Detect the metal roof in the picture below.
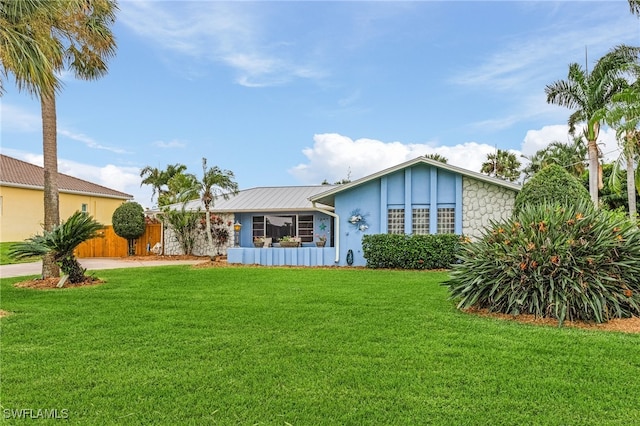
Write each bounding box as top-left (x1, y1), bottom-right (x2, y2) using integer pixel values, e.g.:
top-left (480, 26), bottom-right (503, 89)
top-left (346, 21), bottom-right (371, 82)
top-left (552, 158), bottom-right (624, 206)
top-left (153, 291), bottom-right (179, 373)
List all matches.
top-left (177, 185), bottom-right (336, 212)
top-left (310, 156), bottom-right (521, 206)
top-left (0, 154), bottom-right (133, 199)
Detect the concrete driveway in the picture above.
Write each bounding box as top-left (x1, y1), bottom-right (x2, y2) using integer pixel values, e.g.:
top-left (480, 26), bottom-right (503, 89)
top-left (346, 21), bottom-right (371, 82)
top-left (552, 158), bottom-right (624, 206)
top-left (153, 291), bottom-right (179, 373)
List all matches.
top-left (0, 258), bottom-right (207, 279)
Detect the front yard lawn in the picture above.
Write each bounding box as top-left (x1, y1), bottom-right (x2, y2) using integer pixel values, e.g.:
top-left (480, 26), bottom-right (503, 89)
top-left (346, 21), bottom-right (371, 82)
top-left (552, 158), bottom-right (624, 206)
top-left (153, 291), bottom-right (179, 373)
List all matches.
top-left (1, 266), bottom-right (639, 424)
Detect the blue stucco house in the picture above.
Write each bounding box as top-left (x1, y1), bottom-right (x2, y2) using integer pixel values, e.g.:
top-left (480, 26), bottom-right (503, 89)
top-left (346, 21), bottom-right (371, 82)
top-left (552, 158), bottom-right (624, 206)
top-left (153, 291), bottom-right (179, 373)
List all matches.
top-left (163, 157), bottom-right (520, 267)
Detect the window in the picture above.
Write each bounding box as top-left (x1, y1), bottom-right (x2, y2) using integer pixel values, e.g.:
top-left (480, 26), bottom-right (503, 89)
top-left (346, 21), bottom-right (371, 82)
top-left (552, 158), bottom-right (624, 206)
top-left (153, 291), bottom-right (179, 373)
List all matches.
top-left (387, 208), bottom-right (405, 234)
top-left (252, 214), bottom-right (314, 243)
top-left (412, 208), bottom-right (430, 234)
top-left (81, 203), bottom-right (88, 214)
top-left (252, 216), bottom-right (265, 239)
top-left (298, 215), bottom-right (314, 243)
top-left (437, 208), bottom-right (455, 234)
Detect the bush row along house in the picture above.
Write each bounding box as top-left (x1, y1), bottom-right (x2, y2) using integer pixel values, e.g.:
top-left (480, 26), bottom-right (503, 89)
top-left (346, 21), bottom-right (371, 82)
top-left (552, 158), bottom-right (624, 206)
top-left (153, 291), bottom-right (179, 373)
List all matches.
top-left (0, 154), bottom-right (132, 242)
top-left (163, 157), bottom-right (520, 267)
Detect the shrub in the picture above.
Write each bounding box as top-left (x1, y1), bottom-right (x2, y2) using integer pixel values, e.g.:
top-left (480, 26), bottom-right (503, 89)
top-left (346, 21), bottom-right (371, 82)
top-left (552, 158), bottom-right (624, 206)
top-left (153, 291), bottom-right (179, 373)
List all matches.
top-left (444, 201), bottom-right (640, 325)
top-left (362, 233), bottom-right (461, 269)
top-left (112, 202), bottom-right (146, 255)
top-left (514, 164), bottom-right (590, 215)
top-left (162, 206), bottom-right (200, 255)
top-left (9, 212), bottom-right (104, 283)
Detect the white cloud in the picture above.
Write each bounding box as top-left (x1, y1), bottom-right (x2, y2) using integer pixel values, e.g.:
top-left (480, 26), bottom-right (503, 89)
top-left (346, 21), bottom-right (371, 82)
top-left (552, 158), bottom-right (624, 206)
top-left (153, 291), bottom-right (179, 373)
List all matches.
top-left (522, 124), bottom-right (621, 162)
top-left (289, 133), bottom-right (509, 184)
top-left (56, 159), bottom-right (153, 208)
top-left (291, 128), bottom-right (624, 186)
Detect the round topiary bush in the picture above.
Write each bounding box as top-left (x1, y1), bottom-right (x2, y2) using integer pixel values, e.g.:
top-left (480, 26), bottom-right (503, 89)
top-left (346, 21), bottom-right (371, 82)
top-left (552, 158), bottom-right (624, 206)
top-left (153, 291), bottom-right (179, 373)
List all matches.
top-left (514, 164), bottom-right (590, 215)
top-left (444, 201), bottom-right (640, 325)
top-left (112, 202), bottom-right (145, 255)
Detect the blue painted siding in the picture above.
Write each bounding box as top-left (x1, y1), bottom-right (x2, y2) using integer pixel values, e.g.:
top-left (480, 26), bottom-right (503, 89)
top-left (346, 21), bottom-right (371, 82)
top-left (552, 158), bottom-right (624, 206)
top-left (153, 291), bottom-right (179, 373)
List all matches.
top-left (335, 164), bottom-right (463, 266)
top-left (335, 179), bottom-right (380, 266)
top-left (437, 170), bottom-right (456, 204)
top-left (411, 165), bottom-right (430, 204)
top-left (228, 247), bottom-right (336, 266)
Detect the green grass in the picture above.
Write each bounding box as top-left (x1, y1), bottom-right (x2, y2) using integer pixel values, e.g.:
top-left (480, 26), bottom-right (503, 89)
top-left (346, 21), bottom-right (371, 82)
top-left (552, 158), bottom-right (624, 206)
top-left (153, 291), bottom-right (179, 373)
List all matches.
top-left (1, 266), bottom-right (639, 424)
top-left (0, 242), bottom-right (38, 265)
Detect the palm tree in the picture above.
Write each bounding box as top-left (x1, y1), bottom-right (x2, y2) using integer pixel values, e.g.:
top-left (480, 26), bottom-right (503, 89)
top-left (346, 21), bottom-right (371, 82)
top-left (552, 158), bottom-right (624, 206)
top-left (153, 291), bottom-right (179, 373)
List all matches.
top-left (605, 86), bottom-right (640, 222)
top-left (630, 0), bottom-right (640, 16)
top-left (196, 158), bottom-right (239, 258)
top-left (158, 172), bottom-right (199, 206)
top-left (0, 1), bottom-right (61, 94)
top-left (480, 149), bottom-right (521, 182)
top-left (140, 163), bottom-right (187, 205)
top-left (522, 138), bottom-right (587, 181)
top-left (545, 45), bottom-right (640, 206)
top-left (139, 166), bottom-right (165, 203)
top-left (1, 0), bottom-right (117, 278)
top-left (9, 211), bottom-right (104, 284)
top-left (425, 153), bottom-right (448, 163)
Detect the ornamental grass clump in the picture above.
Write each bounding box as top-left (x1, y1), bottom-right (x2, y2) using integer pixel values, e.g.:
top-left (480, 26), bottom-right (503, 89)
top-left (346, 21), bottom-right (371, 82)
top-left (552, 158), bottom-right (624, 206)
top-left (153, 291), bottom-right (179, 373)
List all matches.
top-left (444, 201), bottom-right (640, 325)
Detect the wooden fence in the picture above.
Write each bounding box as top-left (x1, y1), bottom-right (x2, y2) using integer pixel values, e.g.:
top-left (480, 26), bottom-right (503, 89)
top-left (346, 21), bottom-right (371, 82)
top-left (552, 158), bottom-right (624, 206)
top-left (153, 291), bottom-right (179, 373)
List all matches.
top-left (75, 224), bottom-right (162, 258)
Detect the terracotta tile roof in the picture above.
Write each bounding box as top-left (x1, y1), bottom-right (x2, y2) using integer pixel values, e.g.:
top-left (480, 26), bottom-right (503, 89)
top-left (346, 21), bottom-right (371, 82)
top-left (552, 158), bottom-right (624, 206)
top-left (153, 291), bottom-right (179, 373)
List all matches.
top-left (0, 154), bottom-right (132, 199)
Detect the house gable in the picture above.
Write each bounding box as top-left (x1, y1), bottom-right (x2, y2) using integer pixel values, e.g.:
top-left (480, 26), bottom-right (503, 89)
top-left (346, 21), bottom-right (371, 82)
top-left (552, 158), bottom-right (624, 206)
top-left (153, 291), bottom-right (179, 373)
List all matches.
top-left (311, 157), bottom-right (520, 266)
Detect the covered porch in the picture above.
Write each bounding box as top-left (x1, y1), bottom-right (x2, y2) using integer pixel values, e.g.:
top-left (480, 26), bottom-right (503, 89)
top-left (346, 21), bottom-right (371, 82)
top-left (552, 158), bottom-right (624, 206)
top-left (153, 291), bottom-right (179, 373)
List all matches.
top-left (228, 246), bottom-right (337, 267)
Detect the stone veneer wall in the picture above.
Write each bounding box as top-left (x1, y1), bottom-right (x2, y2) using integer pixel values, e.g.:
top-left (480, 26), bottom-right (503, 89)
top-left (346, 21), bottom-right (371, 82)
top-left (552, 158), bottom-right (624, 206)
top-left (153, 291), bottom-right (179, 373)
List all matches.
top-left (462, 177), bottom-right (517, 240)
top-left (163, 212), bottom-right (235, 256)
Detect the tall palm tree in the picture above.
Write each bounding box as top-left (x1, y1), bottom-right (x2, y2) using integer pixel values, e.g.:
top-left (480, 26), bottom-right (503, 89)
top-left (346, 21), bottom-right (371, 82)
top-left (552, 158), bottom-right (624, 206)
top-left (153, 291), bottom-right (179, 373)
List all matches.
top-left (196, 158), bottom-right (238, 258)
top-left (605, 86), bottom-right (640, 222)
top-left (545, 44), bottom-right (640, 206)
top-left (630, 0), bottom-right (640, 16)
top-left (0, 1), bottom-right (61, 94)
top-left (1, 0), bottom-right (117, 278)
top-left (480, 149), bottom-right (521, 182)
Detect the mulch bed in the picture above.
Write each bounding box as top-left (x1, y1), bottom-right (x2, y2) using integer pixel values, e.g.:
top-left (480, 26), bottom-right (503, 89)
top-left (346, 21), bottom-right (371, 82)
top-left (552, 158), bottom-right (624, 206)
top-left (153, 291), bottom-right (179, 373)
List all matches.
top-left (14, 276), bottom-right (105, 290)
top-left (464, 307), bottom-right (640, 334)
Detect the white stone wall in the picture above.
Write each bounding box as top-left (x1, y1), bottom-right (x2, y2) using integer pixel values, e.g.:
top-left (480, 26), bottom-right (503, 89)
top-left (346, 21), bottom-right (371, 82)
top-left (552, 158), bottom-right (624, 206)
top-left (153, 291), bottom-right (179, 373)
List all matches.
top-left (462, 177), bottom-right (517, 240)
top-left (163, 212), bottom-right (235, 256)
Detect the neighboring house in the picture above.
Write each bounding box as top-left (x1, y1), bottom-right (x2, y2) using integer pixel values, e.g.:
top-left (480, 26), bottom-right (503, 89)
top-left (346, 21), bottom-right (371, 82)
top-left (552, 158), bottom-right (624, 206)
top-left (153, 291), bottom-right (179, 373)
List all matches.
top-left (165, 157), bottom-right (520, 267)
top-left (0, 154), bottom-right (133, 241)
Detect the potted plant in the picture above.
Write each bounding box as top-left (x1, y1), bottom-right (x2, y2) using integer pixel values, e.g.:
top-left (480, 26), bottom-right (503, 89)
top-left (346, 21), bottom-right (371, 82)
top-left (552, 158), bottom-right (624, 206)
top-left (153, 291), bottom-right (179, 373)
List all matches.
top-left (315, 233), bottom-right (327, 247)
top-left (279, 236), bottom-right (298, 248)
top-left (253, 236), bottom-right (265, 248)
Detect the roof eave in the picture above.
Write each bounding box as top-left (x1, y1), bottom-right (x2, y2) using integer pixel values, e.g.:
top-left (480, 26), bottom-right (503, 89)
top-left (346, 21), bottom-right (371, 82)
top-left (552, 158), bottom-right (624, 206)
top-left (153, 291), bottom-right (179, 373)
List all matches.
top-left (0, 181), bottom-right (133, 199)
top-left (308, 157), bottom-right (521, 205)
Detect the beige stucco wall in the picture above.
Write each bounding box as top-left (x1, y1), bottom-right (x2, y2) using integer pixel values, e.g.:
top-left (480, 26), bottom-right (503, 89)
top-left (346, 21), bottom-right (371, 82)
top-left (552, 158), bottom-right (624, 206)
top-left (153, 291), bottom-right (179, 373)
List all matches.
top-left (0, 185), bottom-right (127, 241)
top-left (462, 177), bottom-right (517, 240)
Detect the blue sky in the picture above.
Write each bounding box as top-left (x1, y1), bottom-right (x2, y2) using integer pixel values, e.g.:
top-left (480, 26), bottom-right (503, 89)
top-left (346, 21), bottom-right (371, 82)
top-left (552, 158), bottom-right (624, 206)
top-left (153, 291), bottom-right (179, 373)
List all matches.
top-left (1, 1), bottom-right (638, 209)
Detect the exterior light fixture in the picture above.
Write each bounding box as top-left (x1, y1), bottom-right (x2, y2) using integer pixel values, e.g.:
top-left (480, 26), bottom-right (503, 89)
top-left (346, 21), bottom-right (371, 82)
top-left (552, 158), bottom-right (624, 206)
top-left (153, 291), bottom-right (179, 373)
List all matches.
top-left (233, 221), bottom-right (242, 247)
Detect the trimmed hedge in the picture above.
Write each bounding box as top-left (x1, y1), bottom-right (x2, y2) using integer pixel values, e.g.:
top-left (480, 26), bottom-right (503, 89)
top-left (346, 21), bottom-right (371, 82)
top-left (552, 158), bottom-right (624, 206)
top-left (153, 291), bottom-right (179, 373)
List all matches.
top-left (362, 233), bottom-right (462, 270)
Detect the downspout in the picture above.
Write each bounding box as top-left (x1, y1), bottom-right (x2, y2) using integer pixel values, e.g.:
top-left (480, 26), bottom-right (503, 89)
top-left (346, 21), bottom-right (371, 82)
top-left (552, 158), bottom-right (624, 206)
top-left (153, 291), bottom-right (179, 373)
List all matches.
top-left (312, 202), bottom-right (340, 263)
